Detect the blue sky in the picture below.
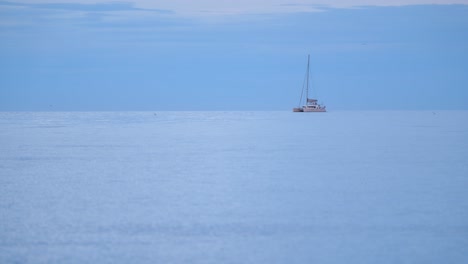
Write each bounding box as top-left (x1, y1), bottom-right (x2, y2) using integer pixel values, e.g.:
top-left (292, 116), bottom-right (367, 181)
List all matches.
top-left (1, 1), bottom-right (467, 110)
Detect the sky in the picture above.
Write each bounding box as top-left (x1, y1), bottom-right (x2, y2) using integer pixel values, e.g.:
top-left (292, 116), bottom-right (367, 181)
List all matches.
top-left (0, 0), bottom-right (467, 110)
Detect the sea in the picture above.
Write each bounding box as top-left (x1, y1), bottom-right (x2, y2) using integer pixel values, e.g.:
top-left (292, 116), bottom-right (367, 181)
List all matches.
top-left (1, 111), bottom-right (467, 264)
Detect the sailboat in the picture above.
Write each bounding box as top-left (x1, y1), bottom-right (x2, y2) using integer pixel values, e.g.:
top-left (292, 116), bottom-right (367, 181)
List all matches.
top-left (293, 55), bottom-right (326, 112)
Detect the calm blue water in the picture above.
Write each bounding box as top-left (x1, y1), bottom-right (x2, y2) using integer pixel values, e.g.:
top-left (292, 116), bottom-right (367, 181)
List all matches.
top-left (1, 111), bottom-right (467, 263)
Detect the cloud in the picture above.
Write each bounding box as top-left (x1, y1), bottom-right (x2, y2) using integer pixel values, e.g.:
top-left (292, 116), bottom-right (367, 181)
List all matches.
top-left (0, 1), bottom-right (171, 13)
top-left (113, 0), bottom-right (468, 16)
top-left (2, 0), bottom-right (468, 18)
top-left (0, 1), bottom-right (174, 28)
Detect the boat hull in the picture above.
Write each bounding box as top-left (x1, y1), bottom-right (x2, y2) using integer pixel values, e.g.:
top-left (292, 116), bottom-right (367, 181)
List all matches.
top-left (293, 106), bottom-right (326, 112)
top-left (303, 108), bottom-right (326, 112)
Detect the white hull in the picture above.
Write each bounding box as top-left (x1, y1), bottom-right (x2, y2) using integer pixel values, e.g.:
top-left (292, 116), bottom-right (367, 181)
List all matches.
top-left (303, 108), bottom-right (326, 112)
top-left (292, 107), bottom-right (326, 112)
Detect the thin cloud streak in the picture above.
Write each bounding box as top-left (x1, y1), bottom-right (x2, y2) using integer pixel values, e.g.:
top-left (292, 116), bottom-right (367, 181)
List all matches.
top-left (93, 0), bottom-right (468, 16)
top-left (0, 1), bottom-right (172, 13)
top-left (3, 0), bottom-right (468, 17)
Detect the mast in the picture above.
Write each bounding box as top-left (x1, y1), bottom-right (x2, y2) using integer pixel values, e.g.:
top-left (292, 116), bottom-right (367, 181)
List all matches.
top-left (306, 54), bottom-right (310, 101)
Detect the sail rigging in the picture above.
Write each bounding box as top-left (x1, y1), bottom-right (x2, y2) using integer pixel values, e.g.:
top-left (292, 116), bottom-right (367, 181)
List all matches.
top-left (292, 55), bottom-right (326, 112)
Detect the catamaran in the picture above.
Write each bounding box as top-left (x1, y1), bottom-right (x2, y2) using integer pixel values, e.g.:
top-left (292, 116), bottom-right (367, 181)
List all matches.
top-left (293, 55), bottom-right (326, 112)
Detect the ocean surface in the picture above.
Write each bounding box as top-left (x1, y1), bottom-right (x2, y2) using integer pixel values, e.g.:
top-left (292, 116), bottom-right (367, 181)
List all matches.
top-left (1, 111), bottom-right (467, 264)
